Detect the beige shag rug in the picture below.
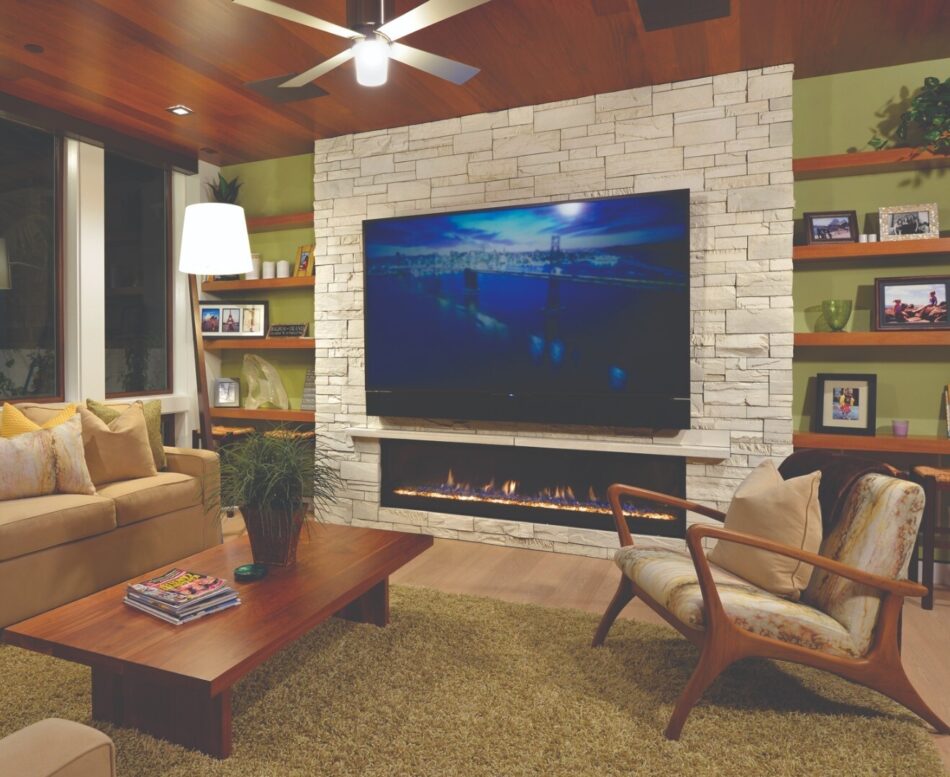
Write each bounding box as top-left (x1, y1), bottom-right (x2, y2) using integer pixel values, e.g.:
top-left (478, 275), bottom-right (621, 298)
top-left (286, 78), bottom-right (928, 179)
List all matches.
top-left (0, 586), bottom-right (943, 776)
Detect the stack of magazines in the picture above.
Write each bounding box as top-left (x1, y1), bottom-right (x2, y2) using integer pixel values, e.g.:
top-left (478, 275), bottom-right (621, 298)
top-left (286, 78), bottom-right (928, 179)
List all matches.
top-left (124, 568), bottom-right (241, 625)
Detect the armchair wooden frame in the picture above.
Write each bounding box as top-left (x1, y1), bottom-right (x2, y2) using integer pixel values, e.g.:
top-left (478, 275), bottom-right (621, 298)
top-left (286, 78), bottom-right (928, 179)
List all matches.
top-left (593, 483), bottom-right (950, 740)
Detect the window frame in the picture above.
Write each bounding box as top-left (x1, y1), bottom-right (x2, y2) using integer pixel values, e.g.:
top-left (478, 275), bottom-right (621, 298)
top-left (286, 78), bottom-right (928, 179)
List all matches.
top-left (103, 158), bottom-right (174, 399)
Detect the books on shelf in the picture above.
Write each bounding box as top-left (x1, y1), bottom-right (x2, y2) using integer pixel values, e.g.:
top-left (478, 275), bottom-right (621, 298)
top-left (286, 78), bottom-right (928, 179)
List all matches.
top-left (124, 568), bottom-right (241, 625)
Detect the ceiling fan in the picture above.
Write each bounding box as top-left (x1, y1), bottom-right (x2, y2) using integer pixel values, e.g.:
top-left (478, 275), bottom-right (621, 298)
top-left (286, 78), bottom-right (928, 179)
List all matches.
top-left (234, 0), bottom-right (491, 88)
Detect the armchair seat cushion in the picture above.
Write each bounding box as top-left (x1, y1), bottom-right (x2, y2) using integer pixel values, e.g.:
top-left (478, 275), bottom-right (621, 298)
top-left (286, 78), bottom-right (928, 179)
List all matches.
top-left (615, 544), bottom-right (861, 658)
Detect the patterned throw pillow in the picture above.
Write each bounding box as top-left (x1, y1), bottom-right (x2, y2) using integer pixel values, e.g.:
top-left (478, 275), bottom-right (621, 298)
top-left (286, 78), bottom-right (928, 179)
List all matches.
top-left (86, 399), bottom-right (166, 471)
top-left (1, 402), bottom-right (77, 438)
top-left (0, 415), bottom-right (95, 499)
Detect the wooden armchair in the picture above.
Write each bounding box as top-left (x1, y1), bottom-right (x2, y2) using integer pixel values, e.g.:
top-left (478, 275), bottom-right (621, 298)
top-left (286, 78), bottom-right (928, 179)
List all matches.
top-left (593, 476), bottom-right (949, 740)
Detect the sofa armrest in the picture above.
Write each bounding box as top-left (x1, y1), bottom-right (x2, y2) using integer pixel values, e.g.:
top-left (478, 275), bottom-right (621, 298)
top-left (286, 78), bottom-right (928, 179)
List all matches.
top-left (164, 447), bottom-right (222, 547)
top-left (0, 718), bottom-right (115, 777)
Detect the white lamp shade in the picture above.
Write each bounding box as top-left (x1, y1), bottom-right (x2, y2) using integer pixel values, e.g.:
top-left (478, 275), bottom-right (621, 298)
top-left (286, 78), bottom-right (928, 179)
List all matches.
top-left (353, 37), bottom-right (390, 87)
top-left (0, 238), bottom-right (9, 290)
top-left (178, 203), bottom-right (253, 276)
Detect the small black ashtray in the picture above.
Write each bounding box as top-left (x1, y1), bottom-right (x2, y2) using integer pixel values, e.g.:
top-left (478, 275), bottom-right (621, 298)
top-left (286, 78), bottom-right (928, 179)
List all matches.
top-left (234, 563), bottom-right (268, 582)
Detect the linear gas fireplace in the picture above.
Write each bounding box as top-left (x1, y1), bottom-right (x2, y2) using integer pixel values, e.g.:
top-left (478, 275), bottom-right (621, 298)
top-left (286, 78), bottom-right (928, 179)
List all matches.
top-left (380, 440), bottom-right (686, 538)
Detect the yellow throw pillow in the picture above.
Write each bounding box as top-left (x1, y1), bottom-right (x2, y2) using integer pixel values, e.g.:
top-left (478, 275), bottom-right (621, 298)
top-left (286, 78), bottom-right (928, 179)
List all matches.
top-left (1, 402), bottom-right (77, 438)
top-left (707, 459), bottom-right (822, 600)
top-left (86, 398), bottom-right (166, 471)
top-left (79, 404), bottom-right (157, 486)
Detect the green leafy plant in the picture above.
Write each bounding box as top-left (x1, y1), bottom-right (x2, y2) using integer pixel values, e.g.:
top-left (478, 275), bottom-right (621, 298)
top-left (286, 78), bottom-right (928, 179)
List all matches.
top-left (870, 76), bottom-right (950, 155)
top-left (220, 429), bottom-right (340, 548)
top-left (206, 173), bottom-right (243, 204)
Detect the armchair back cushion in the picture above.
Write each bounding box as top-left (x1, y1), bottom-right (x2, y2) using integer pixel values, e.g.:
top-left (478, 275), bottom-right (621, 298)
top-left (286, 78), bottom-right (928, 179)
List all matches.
top-left (804, 474), bottom-right (924, 655)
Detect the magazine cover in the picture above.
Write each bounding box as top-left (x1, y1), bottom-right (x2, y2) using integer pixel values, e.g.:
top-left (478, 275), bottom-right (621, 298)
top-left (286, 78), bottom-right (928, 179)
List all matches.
top-left (128, 568), bottom-right (230, 607)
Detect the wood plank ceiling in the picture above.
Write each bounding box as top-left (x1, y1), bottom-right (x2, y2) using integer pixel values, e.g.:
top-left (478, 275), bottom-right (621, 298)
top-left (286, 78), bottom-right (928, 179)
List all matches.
top-left (0, 0), bottom-right (948, 165)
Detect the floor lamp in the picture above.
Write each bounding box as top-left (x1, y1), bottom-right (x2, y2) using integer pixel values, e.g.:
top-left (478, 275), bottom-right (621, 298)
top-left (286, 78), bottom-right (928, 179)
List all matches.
top-left (178, 203), bottom-right (253, 450)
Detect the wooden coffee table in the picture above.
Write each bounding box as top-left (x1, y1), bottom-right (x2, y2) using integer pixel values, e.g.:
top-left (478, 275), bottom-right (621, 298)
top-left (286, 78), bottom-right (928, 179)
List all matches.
top-left (3, 524), bottom-right (432, 758)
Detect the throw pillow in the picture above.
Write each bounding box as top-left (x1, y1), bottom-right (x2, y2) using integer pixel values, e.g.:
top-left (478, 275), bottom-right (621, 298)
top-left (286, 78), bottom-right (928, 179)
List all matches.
top-left (48, 415), bottom-right (96, 495)
top-left (0, 428), bottom-right (57, 500)
top-left (1, 402), bottom-right (77, 438)
top-left (79, 404), bottom-right (157, 485)
top-left (86, 398), bottom-right (166, 471)
top-left (707, 459), bottom-right (822, 600)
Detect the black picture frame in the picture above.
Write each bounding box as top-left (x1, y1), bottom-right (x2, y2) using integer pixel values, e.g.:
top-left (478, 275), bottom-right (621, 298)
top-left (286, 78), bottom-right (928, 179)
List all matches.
top-left (803, 210), bottom-right (859, 244)
top-left (199, 301), bottom-right (268, 338)
top-left (814, 373), bottom-right (877, 436)
top-left (873, 275), bottom-right (949, 331)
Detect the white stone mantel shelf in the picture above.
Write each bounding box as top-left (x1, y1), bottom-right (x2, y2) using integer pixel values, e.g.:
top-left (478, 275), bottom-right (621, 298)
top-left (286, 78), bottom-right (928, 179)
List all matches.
top-left (345, 427), bottom-right (731, 460)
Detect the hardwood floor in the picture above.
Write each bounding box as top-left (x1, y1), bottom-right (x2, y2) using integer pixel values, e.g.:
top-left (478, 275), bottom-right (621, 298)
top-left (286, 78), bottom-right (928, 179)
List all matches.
top-left (391, 538), bottom-right (950, 766)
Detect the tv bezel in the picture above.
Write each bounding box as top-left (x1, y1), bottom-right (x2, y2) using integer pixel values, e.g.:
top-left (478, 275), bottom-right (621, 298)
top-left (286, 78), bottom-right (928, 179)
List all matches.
top-left (361, 189), bottom-right (691, 430)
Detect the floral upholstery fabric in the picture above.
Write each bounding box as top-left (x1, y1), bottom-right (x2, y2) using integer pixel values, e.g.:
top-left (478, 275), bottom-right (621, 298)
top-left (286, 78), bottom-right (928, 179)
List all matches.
top-left (614, 545), bottom-right (861, 658)
top-left (804, 474), bottom-right (924, 656)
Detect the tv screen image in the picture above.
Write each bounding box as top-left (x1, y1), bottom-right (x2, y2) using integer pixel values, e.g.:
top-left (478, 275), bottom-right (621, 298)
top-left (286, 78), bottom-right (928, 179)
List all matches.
top-left (362, 190), bottom-right (690, 429)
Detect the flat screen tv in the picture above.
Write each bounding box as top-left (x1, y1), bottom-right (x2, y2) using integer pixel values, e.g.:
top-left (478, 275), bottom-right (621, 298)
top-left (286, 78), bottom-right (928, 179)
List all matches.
top-left (362, 189), bottom-right (690, 429)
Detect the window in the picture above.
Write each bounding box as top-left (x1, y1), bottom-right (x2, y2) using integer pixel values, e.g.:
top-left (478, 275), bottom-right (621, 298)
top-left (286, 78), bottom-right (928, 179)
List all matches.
top-left (0, 117), bottom-right (60, 401)
top-left (104, 152), bottom-right (170, 395)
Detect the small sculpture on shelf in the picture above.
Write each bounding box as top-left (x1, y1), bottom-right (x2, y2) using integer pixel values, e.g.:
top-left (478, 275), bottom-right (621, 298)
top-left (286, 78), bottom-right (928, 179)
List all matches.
top-left (241, 354), bottom-right (289, 410)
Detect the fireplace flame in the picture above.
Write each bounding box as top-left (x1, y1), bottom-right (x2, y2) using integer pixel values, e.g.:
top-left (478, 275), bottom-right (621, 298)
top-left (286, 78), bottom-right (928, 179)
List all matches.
top-left (392, 468), bottom-right (676, 521)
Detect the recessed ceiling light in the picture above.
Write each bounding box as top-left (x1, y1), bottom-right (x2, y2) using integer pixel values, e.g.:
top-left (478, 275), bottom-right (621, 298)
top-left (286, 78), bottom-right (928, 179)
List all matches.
top-left (23, 43), bottom-right (44, 54)
top-left (166, 104), bottom-right (193, 117)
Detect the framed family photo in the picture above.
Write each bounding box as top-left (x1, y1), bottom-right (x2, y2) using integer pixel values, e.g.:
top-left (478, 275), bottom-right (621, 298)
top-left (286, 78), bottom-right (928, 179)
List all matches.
top-left (295, 244), bottom-right (315, 277)
top-left (878, 203), bottom-right (939, 241)
top-left (803, 210), bottom-right (858, 244)
top-left (873, 275), bottom-right (948, 331)
top-left (814, 373), bottom-right (877, 436)
top-left (199, 301), bottom-right (268, 338)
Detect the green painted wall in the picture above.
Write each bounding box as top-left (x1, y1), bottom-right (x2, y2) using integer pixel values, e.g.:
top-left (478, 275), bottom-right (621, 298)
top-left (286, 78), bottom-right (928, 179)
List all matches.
top-left (216, 154), bottom-right (315, 412)
top-left (793, 58), bottom-right (950, 434)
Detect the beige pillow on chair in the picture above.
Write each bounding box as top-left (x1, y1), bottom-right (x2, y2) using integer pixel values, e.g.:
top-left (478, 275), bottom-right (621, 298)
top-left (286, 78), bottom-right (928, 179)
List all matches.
top-left (707, 459), bottom-right (822, 600)
top-left (79, 404), bottom-right (157, 485)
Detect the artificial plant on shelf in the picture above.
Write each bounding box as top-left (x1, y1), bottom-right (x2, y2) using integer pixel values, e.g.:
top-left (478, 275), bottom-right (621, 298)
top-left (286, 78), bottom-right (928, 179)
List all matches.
top-left (206, 173), bottom-right (243, 204)
top-left (220, 428), bottom-right (341, 566)
top-left (869, 76), bottom-right (950, 155)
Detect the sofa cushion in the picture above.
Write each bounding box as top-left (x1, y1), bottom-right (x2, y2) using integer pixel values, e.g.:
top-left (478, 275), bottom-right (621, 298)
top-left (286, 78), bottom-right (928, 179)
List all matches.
top-left (615, 544), bottom-right (860, 658)
top-left (96, 472), bottom-right (202, 527)
top-left (0, 494), bottom-right (116, 561)
top-left (86, 398), bottom-right (166, 471)
top-left (79, 404), bottom-right (157, 485)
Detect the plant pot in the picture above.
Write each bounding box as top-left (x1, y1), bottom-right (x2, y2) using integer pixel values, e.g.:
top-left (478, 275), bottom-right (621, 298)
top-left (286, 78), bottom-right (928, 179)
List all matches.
top-left (242, 505), bottom-right (306, 566)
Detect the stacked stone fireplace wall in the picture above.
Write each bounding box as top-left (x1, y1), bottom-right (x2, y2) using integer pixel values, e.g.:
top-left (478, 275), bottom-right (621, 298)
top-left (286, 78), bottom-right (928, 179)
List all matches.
top-left (313, 65), bottom-right (795, 557)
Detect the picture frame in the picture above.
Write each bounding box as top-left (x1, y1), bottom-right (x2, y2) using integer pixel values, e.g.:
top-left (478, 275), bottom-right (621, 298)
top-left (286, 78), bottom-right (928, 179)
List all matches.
top-left (199, 301), bottom-right (268, 338)
top-left (872, 275), bottom-right (948, 331)
top-left (945, 384), bottom-right (950, 438)
top-left (814, 373), bottom-right (877, 436)
top-left (878, 203), bottom-right (939, 241)
top-left (295, 244), bottom-right (314, 277)
top-left (802, 210), bottom-right (858, 244)
top-left (213, 378), bottom-right (241, 408)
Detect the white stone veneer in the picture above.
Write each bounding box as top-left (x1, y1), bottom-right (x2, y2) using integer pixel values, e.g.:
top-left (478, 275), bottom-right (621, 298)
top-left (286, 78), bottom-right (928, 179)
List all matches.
top-left (313, 65), bottom-right (794, 558)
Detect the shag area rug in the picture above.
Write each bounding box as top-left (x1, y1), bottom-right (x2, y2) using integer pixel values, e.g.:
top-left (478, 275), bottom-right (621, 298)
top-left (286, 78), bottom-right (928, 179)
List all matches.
top-left (0, 586), bottom-right (943, 776)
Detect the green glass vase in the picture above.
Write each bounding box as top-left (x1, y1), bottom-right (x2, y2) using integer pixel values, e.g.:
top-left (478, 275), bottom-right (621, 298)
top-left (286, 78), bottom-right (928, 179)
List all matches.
top-left (821, 299), bottom-right (853, 332)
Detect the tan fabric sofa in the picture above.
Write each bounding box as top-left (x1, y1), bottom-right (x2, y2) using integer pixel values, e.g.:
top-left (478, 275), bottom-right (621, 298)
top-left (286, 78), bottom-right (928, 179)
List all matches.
top-left (0, 445), bottom-right (221, 629)
top-left (0, 718), bottom-right (114, 777)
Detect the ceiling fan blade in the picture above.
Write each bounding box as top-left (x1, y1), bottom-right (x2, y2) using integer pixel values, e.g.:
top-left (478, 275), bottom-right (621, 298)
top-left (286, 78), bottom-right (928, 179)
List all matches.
top-left (388, 42), bottom-right (479, 85)
top-left (233, 0), bottom-right (357, 40)
top-left (280, 49), bottom-right (355, 87)
top-left (378, 0), bottom-right (492, 42)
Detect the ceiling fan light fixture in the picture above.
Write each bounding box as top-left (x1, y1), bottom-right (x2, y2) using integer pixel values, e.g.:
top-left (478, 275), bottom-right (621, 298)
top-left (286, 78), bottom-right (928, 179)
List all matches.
top-left (352, 36), bottom-right (390, 87)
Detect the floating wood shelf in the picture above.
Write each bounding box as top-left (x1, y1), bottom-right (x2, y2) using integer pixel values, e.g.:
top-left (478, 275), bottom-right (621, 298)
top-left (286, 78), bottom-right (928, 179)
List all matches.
top-left (201, 276), bottom-right (314, 292)
top-left (202, 337), bottom-right (315, 351)
top-left (210, 408), bottom-right (314, 422)
top-left (245, 212), bottom-right (313, 233)
top-left (793, 148), bottom-right (950, 180)
top-left (793, 432), bottom-right (950, 455)
top-left (792, 237), bottom-right (950, 263)
top-left (794, 331), bottom-right (950, 347)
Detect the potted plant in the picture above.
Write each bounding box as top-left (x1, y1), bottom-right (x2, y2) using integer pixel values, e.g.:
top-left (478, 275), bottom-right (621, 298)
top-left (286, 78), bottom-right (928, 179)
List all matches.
top-left (870, 75), bottom-right (950, 155)
top-left (220, 429), bottom-right (341, 566)
top-left (206, 173), bottom-right (243, 203)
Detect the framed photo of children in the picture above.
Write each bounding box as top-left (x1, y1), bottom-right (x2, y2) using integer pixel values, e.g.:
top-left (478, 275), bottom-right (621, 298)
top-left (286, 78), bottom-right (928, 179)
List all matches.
top-left (295, 244), bottom-right (315, 277)
top-left (803, 210), bottom-right (858, 244)
top-left (198, 301), bottom-right (268, 338)
top-left (878, 203), bottom-right (939, 241)
top-left (814, 373), bottom-right (877, 436)
top-left (873, 275), bottom-right (949, 331)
